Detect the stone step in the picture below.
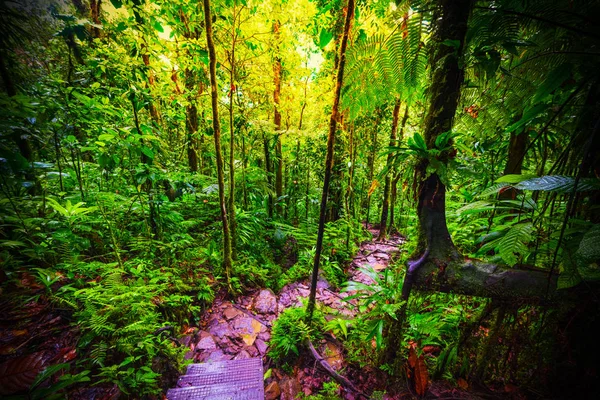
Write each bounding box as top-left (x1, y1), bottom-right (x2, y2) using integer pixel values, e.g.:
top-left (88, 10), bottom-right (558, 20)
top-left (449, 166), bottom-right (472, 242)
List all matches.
top-left (166, 358), bottom-right (264, 400)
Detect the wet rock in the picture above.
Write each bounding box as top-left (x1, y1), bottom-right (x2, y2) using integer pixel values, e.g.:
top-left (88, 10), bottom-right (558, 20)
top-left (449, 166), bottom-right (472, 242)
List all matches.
top-left (253, 289), bottom-right (278, 314)
top-left (223, 307), bottom-right (240, 320)
top-left (255, 338), bottom-right (268, 355)
top-left (265, 381), bottom-right (281, 400)
top-left (316, 278), bottom-right (330, 289)
top-left (206, 349), bottom-right (232, 362)
top-left (258, 331), bottom-right (271, 342)
top-left (179, 335), bottom-right (193, 347)
top-left (233, 316), bottom-right (254, 333)
top-left (280, 377), bottom-right (301, 400)
top-left (208, 322), bottom-right (230, 339)
top-left (245, 344), bottom-right (259, 357)
top-left (196, 331), bottom-right (217, 350)
top-left (233, 350), bottom-right (251, 360)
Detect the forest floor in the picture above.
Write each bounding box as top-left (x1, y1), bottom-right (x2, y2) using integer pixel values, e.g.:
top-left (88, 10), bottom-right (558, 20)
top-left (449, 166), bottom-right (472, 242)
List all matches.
top-left (0, 227), bottom-right (497, 399)
top-left (182, 227), bottom-right (482, 399)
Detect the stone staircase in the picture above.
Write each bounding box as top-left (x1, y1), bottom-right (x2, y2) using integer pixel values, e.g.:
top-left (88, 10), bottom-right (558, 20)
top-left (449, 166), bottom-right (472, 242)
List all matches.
top-left (166, 358), bottom-right (264, 400)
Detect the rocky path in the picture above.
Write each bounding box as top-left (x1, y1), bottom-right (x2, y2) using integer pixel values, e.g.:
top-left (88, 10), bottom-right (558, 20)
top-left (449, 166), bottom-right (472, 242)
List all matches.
top-left (179, 227), bottom-right (405, 399)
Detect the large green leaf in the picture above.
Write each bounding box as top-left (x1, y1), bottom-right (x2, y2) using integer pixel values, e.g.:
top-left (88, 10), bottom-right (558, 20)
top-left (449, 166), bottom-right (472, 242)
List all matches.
top-left (516, 176), bottom-right (600, 193)
top-left (498, 223), bottom-right (533, 266)
top-left (533, 63), bottom-right (572, 104)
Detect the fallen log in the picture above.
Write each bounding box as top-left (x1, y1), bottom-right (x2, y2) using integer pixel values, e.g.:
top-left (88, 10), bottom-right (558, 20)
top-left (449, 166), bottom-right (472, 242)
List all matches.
top-left (410, 258), bottom-right (559, 302)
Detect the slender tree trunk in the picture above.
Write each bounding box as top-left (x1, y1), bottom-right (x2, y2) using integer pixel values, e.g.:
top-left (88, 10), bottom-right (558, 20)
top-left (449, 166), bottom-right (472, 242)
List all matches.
top-left (264, 134), bottom-right (273, 218)
top-left (228, 10), bottom-right (238, 257)
top-left (499, 130), bottom-right (527, 200)
top-left (306, 0), bottom-right (355, 322)
top-left (185, 69), bottom-right (199, 172)
top-left (203, 0), bottom-right (234, 291)
top-left (390, 105), bottom-right (409, 231)
top-left (364, 112), bottom-right (380, 226)
top-left (89, 0), bottom-right (102, 38)
top-left (273, 21), bottom-right (284, 216)
top-left (378, 98), bottom-right (401, 240)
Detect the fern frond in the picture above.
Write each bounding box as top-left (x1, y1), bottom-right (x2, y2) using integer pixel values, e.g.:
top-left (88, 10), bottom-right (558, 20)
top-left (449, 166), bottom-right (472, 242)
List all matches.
top-left (498, 222), bottom-right (534, 266)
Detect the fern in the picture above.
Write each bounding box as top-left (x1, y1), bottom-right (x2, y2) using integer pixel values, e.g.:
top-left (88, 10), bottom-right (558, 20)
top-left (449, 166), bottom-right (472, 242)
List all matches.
top-left (498, 222), bottom-right (534, 266)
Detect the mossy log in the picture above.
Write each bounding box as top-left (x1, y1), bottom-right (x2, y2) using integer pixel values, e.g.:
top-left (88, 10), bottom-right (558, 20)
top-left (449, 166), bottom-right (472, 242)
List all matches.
top-left (410, 258), bottom-right (558, 302)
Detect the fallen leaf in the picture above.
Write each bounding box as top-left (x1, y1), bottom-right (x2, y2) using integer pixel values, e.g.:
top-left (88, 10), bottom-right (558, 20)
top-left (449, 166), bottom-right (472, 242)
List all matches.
top-left (251, 319), bottom-right (262, 334)
top-left (408, 344), bottom-right (429, 396)
top-left (63, 349), bottom-right (77, 361)
top-left (0, 352), bottom-right (46, 395)
top-left (457, 377), bottom-right (468, 390)
top-left (241, 333), bottom-right (256, 346)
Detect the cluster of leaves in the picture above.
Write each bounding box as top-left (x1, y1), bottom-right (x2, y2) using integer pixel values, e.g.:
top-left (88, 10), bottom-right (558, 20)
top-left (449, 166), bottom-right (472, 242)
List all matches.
top-left (268, 306), bottom-right (326, 365)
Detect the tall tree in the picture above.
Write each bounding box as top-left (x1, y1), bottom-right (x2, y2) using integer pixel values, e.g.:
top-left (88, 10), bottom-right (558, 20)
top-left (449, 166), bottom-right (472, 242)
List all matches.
top-left (203, 0), bottom-right (234, 290)
top-left (273, 20), bottom-right (284, 216)
top-left (306, 0), bottom-right (355, 322)
top-left (378, 98), bottom-right (401, 240)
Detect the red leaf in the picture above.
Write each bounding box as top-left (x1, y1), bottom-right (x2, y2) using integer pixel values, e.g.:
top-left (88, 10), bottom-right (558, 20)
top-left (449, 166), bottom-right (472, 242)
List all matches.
top-left (0, 352), bottom-right (46, 395)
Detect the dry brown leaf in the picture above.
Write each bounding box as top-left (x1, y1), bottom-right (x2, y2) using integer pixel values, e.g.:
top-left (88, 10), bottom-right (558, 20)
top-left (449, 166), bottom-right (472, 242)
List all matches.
top-left (408, 344), bottom-right (429, 397)
top-left (251, 319), bottom-right (262, 334)
top-left (0, 352), bottom-right (46, 395)
top-left (457, 377), bottom-right (468, 390)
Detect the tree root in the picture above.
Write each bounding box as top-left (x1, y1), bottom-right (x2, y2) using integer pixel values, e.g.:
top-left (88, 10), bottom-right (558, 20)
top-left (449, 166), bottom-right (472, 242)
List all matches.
top-left (306, 339), bottom-right (369, 399)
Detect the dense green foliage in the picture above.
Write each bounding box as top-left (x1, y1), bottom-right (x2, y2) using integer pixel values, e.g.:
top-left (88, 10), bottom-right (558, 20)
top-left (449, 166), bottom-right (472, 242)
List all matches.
top-left (1, 0), bottom-right (599, 398)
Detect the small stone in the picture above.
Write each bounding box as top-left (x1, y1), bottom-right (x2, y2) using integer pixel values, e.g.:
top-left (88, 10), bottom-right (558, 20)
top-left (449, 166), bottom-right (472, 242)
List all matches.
top-left (232, 316), bottom-right (254, 333)
top-left (223, 307), bottom-right (240, 320)
top-left (258, 331), bottom-right (271, 341)
top-left (178, 335), bottom-right (193, 347)
top-left (316, 278), bottom-right (330, 289)
top-left (265, 381), bottom-right (281, 400)
top-left (208, 322), bottom-right (230, 339)
top-left (196, 331), bottom-right (217, 350)
top-left (280, 377), bottom-right (301, 400)
top-left (233, 350), bottom-right (251, 360)
top-left (253, 289), bottom-right (278, 314)
top-left (255, 338), bottom-right (268, 355)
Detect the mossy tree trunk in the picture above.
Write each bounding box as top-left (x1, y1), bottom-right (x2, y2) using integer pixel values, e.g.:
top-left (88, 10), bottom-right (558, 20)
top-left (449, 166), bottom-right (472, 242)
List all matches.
top-left (203, 0), bottom-right (234, 291)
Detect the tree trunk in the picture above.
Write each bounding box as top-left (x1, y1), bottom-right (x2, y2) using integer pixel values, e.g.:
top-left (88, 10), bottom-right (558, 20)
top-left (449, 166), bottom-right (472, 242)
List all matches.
top-left (203, 0), bottom-right (234, 291)
top-left (273, 21), bottom-right (284, 217)
top-left (228, 10), bottom-right (238, 257)
top-left (185, 69), bottom-right (199, 172)
top-left (390, 105), bottom-right (409, 231)
top-left (499, 130), bottom-right (527, 200)
top-left (364, 111), bottom-right (380, 226)
top-left (1, 52), bottom-right (33, 163)
top-left (378, 99), bottom-right (401, 240)
top-left (412, 0), bottom-right (471, 263)
top-left (306, 0), bottom-right (355, 322)
top-left (263, 134), bottom-right (273, 218)
top-left (89, 0), bottom-right (102, 38)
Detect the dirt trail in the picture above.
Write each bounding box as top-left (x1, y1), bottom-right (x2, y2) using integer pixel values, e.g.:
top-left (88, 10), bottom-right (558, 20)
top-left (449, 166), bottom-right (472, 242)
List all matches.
top-left (182, 227), bottom-right (405, 398)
